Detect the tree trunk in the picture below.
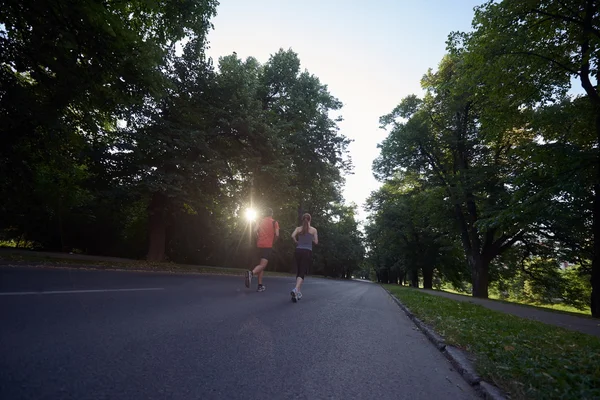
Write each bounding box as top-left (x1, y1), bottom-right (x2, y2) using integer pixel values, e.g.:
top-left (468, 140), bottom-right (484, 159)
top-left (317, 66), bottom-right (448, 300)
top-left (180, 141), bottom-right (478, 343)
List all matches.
top-left (58, 196), bottom-right (66, 252)
top-left (390, 269), bottom-right (397, 285)
top-left (382, 269), bottom-right (389, 284)
top-left (422, 267), bottom-right (434, 289)
top-left (147, 192), bottom-right (167, 262)
top-left (579, 6), bottom-right (600, 317)
top-left (410, 270), bottom-right (419, 288)
top-left (592, 111), bottom-right (600, 318)
top-left (453, 203), bottom-right (490, 297)
top-left (591, 185), bottom-right (599, 317)
top-left (470, 254), bottom-right (489, 298)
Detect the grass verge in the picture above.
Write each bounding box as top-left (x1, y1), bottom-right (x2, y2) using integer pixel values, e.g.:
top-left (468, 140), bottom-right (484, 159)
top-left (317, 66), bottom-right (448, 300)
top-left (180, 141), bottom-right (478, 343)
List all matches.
top-left (0, 252), bottom-right (293, 277)
top-left (437, 285), bottom-right (592, 318)
top-left (384, 284), bottom-right (600, 400)
top-left (533, 302), bottom-right (592, 315)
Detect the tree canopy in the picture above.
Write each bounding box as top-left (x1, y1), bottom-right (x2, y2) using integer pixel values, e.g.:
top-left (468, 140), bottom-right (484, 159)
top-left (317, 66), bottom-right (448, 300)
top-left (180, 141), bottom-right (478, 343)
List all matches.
top-left (0, 1), bottom-right (364, 279)
top-left (367, 0), bottom-right (599, 317)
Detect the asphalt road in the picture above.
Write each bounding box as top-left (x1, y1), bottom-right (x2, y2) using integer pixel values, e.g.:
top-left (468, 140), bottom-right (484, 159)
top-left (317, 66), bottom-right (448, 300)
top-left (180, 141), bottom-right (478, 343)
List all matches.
top-left (0, 267), bottom-right (477, 400)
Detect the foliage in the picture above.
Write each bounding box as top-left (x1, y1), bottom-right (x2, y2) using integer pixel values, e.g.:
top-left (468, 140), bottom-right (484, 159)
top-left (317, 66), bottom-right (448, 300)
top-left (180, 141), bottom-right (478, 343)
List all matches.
top-left (453, 0), bottom-right (600, 315)
top-left (369, 0), bottom-right (599, 315)
top-left (372, 54), bottom-right (531, 298)
top-left (0, 2), bottom-right (363, 277)
top-left (366, 177), bottom-right (468, 288)
top-left (490, 258), bottom-right (593, 311)
top-left (312, 204), bottom-right (364, 278)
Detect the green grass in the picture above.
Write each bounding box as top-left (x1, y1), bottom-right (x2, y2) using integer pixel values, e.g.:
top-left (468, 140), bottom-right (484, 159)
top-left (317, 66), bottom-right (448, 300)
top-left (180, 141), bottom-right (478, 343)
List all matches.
top-left (435, 284), bottom-right (592, 317)
top-left (0, 250), bottom-right (343, 280)
top-left (384, 284), bottom-right (600, 400)
top-left (0, 252), bottom-right (293, 277)
top-left (535, 302), bottom-right (591, 314)
top-left (438, 286), bottom-right (466, 296)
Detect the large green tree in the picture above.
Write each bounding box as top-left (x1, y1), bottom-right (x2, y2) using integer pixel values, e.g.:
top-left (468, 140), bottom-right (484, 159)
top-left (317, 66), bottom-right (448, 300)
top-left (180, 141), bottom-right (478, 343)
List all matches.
top-left (375, 55), bottom-right (530, 298)
top-left (366, 176), bottom-right (467, 288)
top-left (130, 48), bottom-right (355, 264)
top-left (312, 203), bottom-right (364, 278)
top-left (0, 0), bottom-right (218, 252)
top-left (455, 0), bottom-right (600, 315)
top-left (125, 41), bottom-right (260, 262)
top-left (257, 49), bottom-right (351, 220)
top-left (0, 2), bottom-right (363, 275)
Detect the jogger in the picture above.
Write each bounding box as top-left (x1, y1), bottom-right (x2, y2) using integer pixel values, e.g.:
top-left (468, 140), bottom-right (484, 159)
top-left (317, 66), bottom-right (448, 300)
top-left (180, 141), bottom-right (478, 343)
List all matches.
top-left (245, 207), bottom-right (279, 292)
top-left (290, 213), bottom-right (318, 302)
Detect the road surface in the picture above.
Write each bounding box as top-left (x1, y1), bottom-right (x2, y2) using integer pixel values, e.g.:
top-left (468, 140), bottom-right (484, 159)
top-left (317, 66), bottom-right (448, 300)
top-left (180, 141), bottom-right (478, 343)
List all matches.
top-left (0, 267), bottom-right (477, 399)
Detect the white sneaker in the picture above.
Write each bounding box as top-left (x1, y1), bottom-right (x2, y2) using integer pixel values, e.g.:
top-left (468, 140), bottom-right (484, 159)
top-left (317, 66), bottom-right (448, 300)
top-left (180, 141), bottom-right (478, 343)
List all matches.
top-left (291, 288), bottom-right (298, 303)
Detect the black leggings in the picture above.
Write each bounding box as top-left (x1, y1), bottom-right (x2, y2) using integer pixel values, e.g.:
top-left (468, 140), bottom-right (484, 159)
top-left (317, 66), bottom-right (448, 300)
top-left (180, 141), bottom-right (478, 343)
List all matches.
top-left (295, 249), bottom-right (312, 279)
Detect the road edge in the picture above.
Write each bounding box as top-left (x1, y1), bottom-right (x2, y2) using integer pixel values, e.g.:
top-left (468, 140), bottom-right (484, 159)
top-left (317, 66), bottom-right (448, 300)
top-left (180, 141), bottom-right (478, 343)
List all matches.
top-left (0, 262), bottom-right (295, 279)
top-left (381, 286), bottom-right (507, 400)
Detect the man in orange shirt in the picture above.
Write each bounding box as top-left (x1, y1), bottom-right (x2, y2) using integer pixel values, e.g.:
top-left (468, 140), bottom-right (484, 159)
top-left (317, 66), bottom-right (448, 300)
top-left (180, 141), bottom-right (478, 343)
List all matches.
top-left (245, 207), bottom-right (279, 292)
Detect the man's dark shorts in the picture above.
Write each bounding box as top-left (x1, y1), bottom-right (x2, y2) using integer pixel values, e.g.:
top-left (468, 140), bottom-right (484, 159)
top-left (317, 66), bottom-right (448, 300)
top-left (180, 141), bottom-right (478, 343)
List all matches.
top-left (258, 247), bottom-right (272, 260)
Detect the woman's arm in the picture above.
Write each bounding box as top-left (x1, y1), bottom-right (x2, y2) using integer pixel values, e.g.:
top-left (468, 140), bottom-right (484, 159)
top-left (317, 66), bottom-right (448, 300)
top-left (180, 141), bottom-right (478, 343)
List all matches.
top-left (291, 227), bottom-right (299, 244)
top-left (312, 228), bottom-right (318, 245)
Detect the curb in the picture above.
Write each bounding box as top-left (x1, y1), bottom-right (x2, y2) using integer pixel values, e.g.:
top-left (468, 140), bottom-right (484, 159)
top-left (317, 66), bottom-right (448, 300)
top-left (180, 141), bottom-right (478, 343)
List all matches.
top-left (415, 317), bottom-right (447, 351)
top-left (443, 346), bottom-right (480, 385)
top-left (478, 381), bottom-right (507, 400)
top-left (386, 291), bottom-right (447, 351)
top-left (382, 286), bottom-right (507, 400)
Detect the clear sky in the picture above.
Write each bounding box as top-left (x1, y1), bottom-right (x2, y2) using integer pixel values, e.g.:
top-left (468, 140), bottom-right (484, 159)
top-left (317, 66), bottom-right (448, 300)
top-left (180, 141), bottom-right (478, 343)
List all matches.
top-left (205, 0), bottom-right (484, 222)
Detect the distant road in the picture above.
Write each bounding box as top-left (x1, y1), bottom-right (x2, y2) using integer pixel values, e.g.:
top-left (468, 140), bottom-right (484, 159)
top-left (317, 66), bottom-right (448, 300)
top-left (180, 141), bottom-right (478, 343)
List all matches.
top-left (0, 267), bottom-right (476, 400)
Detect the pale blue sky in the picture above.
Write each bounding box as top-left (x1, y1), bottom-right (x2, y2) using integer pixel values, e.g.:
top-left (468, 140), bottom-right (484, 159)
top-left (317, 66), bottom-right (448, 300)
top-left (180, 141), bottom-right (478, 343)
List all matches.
top-left (205, 0), bottom-right (484, 222)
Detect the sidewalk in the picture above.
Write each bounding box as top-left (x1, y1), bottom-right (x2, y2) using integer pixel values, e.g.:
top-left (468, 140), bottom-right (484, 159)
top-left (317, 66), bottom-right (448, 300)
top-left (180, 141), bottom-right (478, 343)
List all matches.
top-left (422, 289), bottom-right (600, 338)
